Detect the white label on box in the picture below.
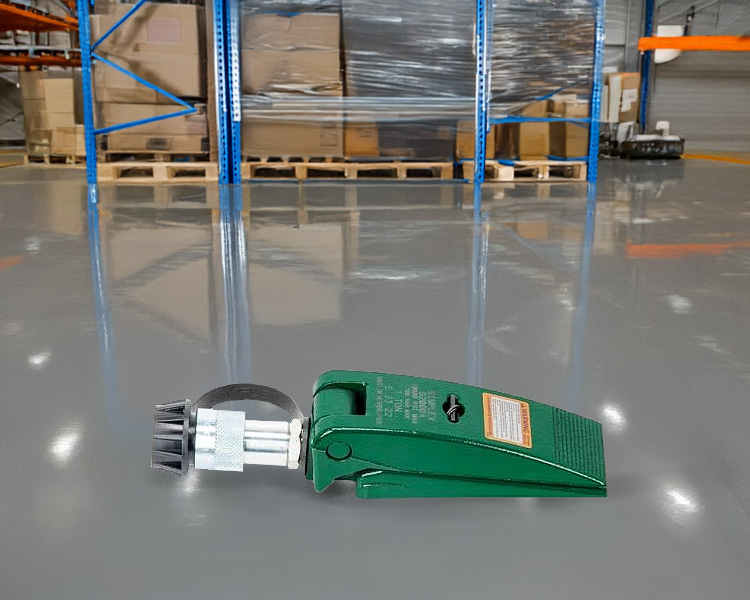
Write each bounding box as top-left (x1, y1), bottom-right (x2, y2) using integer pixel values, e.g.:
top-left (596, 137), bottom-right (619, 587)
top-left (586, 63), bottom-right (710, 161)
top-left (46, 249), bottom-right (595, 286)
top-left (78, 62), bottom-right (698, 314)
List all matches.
top-left (621, 89), bottom-right (638, 112)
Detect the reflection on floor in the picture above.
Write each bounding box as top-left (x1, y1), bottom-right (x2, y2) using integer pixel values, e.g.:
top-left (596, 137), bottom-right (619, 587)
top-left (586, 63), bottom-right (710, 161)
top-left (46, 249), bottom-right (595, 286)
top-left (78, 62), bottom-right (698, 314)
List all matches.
top-left (1, 158), bottom-right (750, 599)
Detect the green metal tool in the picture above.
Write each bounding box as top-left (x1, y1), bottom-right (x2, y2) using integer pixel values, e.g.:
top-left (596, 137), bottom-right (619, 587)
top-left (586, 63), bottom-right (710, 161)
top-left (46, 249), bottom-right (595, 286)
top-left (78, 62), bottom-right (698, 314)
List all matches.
top-left (152, 371), bottom-right (606, 499)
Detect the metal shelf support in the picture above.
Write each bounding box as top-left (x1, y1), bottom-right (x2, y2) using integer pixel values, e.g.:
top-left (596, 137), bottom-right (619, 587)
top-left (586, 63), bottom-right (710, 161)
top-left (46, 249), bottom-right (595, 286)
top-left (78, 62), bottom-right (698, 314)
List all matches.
top-left (77, 0), bottom-right (97, 185)
top-left (639, 0), bottom-right (655, 132)
top-left (587, 0), bottom-right (606, 183)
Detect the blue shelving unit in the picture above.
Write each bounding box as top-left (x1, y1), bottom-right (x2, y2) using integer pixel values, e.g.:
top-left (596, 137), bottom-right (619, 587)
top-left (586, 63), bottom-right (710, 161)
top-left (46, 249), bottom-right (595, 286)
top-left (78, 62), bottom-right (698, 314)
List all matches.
top-left (479, 0), bottom-right (606, 185)
top-left (77, 0), bottom-right (605, 188)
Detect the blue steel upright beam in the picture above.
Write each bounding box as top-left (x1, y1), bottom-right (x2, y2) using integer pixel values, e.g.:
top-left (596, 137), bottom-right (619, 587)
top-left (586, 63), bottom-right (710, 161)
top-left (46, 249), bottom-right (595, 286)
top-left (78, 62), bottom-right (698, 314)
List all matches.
top-left (78, 0), bottom-right (201, 184)
top-left (472, 0), bottom-right (491, 218)
top-left (77, 0), bottom-right (97, 184)
top-left (212, 0), bottom-right (240, 184)
top-left (639, 0), bottom-right (656, 132)
top-left (586, 0), bottom-right (606, 184)
top-left (227, 0), bottom-right (242, 183)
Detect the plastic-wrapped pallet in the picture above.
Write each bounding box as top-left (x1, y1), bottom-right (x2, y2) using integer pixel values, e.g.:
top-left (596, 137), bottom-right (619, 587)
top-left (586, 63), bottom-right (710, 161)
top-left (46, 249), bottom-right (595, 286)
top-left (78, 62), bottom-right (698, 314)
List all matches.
top-left (490, 0), bottom-right (596, 112)
top-left (240, 0), bottom-right (344, 157)
top-left (240, 0), bottom-right (598, 161)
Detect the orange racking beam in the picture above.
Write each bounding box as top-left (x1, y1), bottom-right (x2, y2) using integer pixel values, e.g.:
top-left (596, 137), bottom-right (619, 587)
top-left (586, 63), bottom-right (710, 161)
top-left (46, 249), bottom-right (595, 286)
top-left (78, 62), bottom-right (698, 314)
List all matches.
top-left (0, 54), bottom-right (81, 67)
top-left (638, 35), bottom-right (750, 52)
top-left (0, 1), bottom-right (78, 33)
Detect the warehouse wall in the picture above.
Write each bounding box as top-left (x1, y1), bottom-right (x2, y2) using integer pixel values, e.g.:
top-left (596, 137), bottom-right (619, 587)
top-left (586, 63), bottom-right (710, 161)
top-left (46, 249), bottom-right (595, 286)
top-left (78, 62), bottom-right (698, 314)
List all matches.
top-left (605, 0), bottom-right (643, 71)
top-left (650, 53), bottom-right (750, 153)
top-left (605, 0), bottom-right (750, 153)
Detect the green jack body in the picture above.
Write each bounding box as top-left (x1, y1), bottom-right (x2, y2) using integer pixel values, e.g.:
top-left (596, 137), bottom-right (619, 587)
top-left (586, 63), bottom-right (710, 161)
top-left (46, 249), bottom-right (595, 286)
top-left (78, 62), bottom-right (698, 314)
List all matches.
top-left (153, 371), bottom-right (607, 499)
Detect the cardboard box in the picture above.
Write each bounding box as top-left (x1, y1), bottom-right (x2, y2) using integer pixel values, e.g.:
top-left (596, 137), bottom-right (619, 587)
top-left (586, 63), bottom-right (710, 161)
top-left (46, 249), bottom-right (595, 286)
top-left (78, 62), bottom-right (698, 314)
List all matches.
top-left (98, 103), bottom-right (208, 136)
top-left (520, 100), bottom-right (548, 118)
top-left (376, 120), bottom-right (455, 160)
top-left (51, 125), bottom-right (85, 155)
top-left (20, 71), bottom-right (75, 105)
top-left (560, 100), bottom-right (589, 119)
top-left (496, 99), bottom-right (553, 159)
top-left (20, 70), bottom-right (77, 152)
top-left (455, 121), bottom-right (497, 160)
top-left (606, 72), bottom-right (640, 123)
top-left (25, 110), bottom-right (75, 132)
top-left (242, 108), bottom-right (344, 157)
top-left (242, 13), bottom-right (340, 51)
top-left (90, 4), bottom-right (206, 103)
top-left (106, 133), bottom-right (208, 153)
top-left (497, 123), bottom-right (549, 159)
top-left (547, 94), bottom-right (578, 116)
top-left (516, 122), bottom-right (549, 158)
top-left (549, 122), bottom-right (588, 158)
top-left (240, 49), bottom-right (342, 95)
top-left (27, 129), bottom-right (53, 150)
top-left (345, 121), bottom-right (379, 157)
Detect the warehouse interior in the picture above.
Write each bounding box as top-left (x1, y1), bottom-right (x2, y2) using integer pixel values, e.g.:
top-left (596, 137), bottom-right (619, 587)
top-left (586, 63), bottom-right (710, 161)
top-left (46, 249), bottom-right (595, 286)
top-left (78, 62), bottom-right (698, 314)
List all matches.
top-left (1, 1), bottom-right (749, 599)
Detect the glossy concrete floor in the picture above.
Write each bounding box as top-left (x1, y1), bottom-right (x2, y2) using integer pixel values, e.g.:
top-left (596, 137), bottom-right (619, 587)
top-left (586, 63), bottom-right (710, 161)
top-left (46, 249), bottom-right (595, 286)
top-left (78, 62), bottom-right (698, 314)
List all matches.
top-left (1, 159), bottom-right (749, 599)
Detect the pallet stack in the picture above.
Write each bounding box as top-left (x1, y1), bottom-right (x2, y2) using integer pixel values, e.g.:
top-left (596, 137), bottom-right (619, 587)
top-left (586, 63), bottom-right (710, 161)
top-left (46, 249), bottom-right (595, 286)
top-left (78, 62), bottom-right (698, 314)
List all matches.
top-left (90, 2), bottom-right (210, 174)
top-left (240, 11), bottom-right (344, 158)
top-left (456, 96), bottom-right (590, 182)
top-left (20, 69), bottom-right (85, 161)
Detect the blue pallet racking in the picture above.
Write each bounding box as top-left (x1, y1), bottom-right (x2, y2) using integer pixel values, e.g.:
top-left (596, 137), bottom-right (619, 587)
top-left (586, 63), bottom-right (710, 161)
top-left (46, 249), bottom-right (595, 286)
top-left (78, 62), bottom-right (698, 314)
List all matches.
top-left (77, 0), bottom-right (605, 189)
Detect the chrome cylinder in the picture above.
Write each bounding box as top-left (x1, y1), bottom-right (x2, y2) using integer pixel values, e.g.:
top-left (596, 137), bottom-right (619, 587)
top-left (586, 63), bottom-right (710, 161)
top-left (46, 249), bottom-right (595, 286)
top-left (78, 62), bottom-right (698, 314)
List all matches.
top-left (193, 408), bottom-right (302, 472)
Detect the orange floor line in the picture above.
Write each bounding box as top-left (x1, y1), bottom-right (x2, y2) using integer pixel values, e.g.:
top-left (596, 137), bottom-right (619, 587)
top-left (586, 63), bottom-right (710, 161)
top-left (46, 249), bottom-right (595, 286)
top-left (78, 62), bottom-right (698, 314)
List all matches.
top-left (684, 154), bottom-right (750, 166)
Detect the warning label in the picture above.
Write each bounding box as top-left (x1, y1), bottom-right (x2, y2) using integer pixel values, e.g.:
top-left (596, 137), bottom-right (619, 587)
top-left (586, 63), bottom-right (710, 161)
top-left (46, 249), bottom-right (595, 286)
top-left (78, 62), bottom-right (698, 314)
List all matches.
top-left (483, 393), bottom-right (532, 448)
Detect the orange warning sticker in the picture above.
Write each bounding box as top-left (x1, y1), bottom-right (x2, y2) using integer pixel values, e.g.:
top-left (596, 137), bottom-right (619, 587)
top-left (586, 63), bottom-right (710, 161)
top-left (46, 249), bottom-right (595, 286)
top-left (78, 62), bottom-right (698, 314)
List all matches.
top-left (483, 393), bottom-right (532, 448)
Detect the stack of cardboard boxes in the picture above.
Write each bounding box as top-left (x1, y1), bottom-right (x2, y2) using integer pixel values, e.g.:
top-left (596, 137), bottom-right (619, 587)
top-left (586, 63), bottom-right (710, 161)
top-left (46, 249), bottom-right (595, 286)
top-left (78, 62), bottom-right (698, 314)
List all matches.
top-left (603, 72), bottom-right (640, 124)
top-left (455, 75), bottom-right (640, 163)
top-left (240, 12), bottom-right (344, 157)
top-left (20, 70), bottom-right (84, 156)
top-left (489, 97), bottom-right (591, 161)
top-left (454, 97), bottom-right (589, 163)
top-left (89, 3), bottom-right (208, 154)
top-left (548, 97), bottom-right (590, 159)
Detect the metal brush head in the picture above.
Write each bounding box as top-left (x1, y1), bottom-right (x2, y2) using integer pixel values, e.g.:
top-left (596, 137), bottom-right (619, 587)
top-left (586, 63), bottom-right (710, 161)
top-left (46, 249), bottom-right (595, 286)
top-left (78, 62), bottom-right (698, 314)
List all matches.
top-left (151, 400), bottom-right (191, 475)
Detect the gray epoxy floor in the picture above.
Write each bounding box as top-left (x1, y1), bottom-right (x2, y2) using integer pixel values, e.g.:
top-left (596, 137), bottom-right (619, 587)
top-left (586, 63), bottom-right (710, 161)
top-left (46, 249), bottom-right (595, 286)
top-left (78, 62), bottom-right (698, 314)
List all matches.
top-left (1, 159), bottom-right (749, 599)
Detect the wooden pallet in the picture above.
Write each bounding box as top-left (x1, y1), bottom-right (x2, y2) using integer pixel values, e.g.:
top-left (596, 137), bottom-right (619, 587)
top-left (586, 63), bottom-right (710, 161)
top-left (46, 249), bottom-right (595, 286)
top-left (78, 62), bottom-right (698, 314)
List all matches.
top-left (24, 153), bottom-right (85, 165)
top-left (242, 160), bottom-right (454, 180)
top-left (242, 156), bottom-right (345, 163)
top-left (98, 161), bottom-right (219, 183)
top-left (462, 160), bottom-right (587, 182)
top-left (101, 151), bottom-right (210, 163)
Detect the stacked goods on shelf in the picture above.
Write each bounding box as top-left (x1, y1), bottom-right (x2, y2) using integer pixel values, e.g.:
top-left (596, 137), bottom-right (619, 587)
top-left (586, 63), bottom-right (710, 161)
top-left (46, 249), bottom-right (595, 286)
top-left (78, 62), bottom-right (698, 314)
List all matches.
top-left (455, 122), bottom-right (498, 160)
top-left (19, 69), bottom-right (85, 156)
top-left (340, 0), bottom-right (473, 160)
top-left (548, 97), bottom-right (590, 159)
top-left (495, 96), bottom-right (590, 160)
top-left (489, 0), bottom-right (596, 163)
top-left (241, 7), bottom-right (343, 157)
top-left (489, 0), bottom-right (596, 110)
top-left (237, 0), bottom-right (598, 168)
top-left (90, 2), bottom-right (208, 154)
top-left (497, 100), bottom-right (551, 160)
